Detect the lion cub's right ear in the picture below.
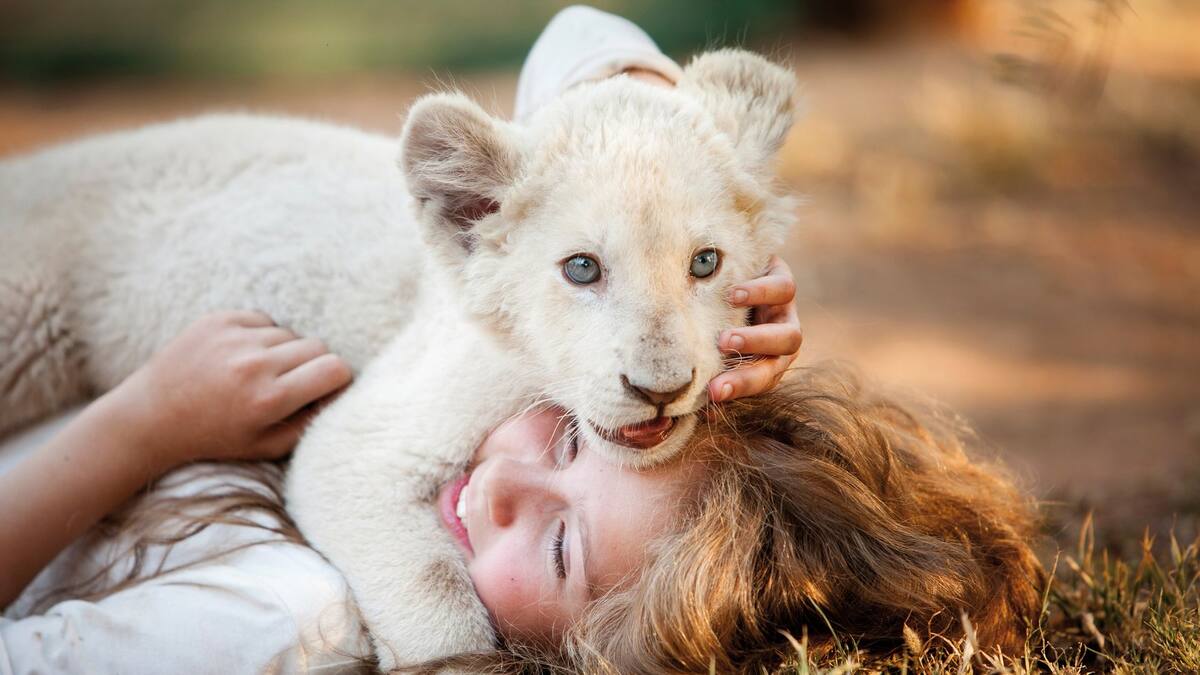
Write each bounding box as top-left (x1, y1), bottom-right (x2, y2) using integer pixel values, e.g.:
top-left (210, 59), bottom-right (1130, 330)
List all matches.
top-left (678, 49), bottom-right (798, 178)
top-left (400, 93), bottom-right (524, 264)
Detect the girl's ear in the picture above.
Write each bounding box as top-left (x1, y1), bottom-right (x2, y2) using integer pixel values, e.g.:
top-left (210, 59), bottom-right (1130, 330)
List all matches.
top-left (678, 49), bottom-right (799, 177)
top-left (400, 93), bottom-right (523, 261)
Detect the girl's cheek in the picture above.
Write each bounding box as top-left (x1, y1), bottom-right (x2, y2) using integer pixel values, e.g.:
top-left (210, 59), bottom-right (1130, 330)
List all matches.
top-left (482, 548), bottom-right (566, 641)
top-left (471, 551), bottom-right (534, 627)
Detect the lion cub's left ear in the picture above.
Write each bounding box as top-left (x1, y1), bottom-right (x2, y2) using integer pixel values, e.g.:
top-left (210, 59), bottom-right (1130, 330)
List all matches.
top-left (678, 49), bottom-right (798, 176)
top-left (400, 93), bottom-right (523, 266)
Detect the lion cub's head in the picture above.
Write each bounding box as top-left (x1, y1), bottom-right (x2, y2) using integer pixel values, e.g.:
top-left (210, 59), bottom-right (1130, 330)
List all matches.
top-left (402, 49), bottom-right (797, 466)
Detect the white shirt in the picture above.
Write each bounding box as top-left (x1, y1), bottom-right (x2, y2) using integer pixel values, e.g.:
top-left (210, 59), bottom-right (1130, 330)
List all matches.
top-left (1, 443), bottom-right (369, 675)
top-left (514, 5), bottom-right (683, 122)
top-left (0, 7), bottom-right (679, 673)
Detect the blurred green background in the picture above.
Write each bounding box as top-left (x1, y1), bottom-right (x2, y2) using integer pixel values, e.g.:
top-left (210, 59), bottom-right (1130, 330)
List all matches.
top-left (1, 0), bottom-right (836, 81)
top-left (0, 1), bottom-right (972, 81)
top-left (1, 0), bottom-right (1198, 551)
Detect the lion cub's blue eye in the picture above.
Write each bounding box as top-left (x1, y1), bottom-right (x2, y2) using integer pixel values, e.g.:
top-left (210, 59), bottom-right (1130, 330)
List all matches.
top-left (690, 249), bottom-right (720, 278)
top-left (563, 255), bottom-right (601, 285)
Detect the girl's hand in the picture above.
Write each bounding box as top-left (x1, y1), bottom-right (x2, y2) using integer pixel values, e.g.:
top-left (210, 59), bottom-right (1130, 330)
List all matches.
top-left (708, 255), bottom-right (803, 402)
top-left (112, 310), bottom-right (352, 468)
top-left (0, 310), bottom-right (351, 606)
top-left (0, 310), bottom-right (351, 605)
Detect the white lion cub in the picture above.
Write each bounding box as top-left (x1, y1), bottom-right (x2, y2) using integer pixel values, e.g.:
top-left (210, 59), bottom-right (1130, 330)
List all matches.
top-left (287, 49), bottom-right (798, 667)
top-left (0, 50), bottom-right (796, 666)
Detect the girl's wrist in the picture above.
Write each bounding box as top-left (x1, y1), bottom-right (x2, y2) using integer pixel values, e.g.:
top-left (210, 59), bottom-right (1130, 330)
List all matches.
top-left (91, 381), bottom-right (189, 479)
top-left (620, 66), bottom-right (674, 88)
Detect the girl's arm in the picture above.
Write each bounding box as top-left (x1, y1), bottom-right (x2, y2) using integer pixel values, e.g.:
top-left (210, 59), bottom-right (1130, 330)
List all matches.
top-left (0, 310), bottom-right (351, 608)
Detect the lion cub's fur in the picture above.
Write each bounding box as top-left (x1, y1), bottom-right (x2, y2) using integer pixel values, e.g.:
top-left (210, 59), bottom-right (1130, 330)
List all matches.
top-left (0, 50), bottom-right (797, 667)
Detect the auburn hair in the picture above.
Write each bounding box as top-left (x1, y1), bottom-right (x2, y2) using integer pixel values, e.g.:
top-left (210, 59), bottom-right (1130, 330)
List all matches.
top-left (553, 364), bottom-right (1043, 673)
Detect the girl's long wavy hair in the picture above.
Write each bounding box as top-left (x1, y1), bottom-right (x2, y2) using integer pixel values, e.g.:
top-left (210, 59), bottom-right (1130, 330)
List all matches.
top-left (557, 364), bottom-right (1044, 673)
top-left (30, 363), bottom-right (1043, 673)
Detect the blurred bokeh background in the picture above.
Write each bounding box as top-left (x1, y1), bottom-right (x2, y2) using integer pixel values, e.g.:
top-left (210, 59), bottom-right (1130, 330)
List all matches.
top-left (2, 0), bottom-right (1197, 550)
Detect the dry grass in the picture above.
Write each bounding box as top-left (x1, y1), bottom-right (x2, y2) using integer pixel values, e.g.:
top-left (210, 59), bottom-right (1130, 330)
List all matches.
top-left (774, 517), bottom-right (1200, 674)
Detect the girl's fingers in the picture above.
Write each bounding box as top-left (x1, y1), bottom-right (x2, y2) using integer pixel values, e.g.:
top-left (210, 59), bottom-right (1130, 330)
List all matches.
top-left (708, 357), bottom-right (788, 402)
top-left (728, 275), bottom-right (796, 308)
top-left (251, 405), bottom-right (321, 459)
top-left (755, 286), bottom-right (800, 321)
top-left (728, 256), bottom-right (796, 308)
top-left (251, 420), bottom-right (303, 459)
top-left (720, 322), bottom-right (803, 357)
top-left (223, 309), bottom-right (276, 328)
top-left (272, 353), bottom-right (353, 418)
top-left (253, 326), bottom-right (300, 348)
top-left (711, 254), bottom-right (803, 402)
top-left (267, 337), bottom-right (329, 374)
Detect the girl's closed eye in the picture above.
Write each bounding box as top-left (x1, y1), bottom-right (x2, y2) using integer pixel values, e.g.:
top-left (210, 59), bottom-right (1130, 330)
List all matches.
top-left (551, 520), bottom-right (567, 579)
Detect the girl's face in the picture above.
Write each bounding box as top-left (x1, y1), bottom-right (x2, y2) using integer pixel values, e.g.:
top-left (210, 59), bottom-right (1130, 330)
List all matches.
top-left (436, 407), bottom-right (695, 644)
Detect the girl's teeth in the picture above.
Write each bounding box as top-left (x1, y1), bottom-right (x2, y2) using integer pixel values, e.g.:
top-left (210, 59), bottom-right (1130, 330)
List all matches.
top-left (455, 488), bottom-right (468, 528)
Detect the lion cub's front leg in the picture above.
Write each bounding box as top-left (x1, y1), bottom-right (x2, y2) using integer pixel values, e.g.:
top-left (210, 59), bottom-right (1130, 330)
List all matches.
top-left (286, 319), bottom-right (530, 669)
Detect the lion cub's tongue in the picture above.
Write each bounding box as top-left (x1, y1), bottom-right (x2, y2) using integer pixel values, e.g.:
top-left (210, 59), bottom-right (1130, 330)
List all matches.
top-left (616, 416), bottom-right (675, 448)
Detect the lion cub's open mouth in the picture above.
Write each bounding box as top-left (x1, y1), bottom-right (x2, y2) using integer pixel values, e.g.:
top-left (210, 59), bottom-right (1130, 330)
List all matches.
top-left (590, 416), bottom-right (678, 450)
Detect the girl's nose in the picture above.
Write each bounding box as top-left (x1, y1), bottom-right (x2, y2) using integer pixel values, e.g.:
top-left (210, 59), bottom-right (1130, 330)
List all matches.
top-left (478, 457), bottom-right (554, 527)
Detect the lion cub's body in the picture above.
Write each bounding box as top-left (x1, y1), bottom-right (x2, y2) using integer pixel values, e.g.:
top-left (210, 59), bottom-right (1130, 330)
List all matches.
top-left (0, 50), bottom-right (797, 668)
top-left (0, 115), bottom-right (418, 429)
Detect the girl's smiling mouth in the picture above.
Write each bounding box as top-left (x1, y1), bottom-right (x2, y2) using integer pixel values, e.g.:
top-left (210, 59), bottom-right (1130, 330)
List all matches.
top-left (438, 473), bottom-right (473, 555)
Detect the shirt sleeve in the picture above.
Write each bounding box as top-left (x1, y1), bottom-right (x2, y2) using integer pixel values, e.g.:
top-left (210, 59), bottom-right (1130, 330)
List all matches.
top-left (514, 4), bottom-right (684, 122)
top-left (0, 541), bottom-right (367, 675)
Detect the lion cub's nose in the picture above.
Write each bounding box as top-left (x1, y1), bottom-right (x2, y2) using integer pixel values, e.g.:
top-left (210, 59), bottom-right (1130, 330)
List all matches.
top-left (621, 372), bottom-right (694, 407)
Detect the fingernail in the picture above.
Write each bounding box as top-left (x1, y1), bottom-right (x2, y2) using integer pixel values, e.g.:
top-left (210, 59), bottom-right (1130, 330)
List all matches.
top-left (728, 334), bottom-right (745, 351)
top-left (731, 289), bottom-right (748, 304)
top-left (720, 383), bottom-right (734, 401)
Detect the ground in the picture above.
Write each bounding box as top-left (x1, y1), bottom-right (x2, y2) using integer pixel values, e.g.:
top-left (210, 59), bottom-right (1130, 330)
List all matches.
top-left (2, 2), bottom-right (1197, 554)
